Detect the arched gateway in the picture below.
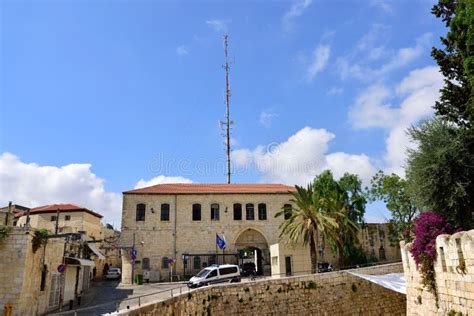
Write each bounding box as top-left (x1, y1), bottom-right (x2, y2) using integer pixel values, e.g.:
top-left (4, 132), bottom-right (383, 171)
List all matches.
top-left (234, 228), bottom-right (270, 276)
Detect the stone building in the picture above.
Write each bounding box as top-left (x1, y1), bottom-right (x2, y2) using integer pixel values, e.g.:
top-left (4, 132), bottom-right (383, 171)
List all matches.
top-left (0, 227), bottom-right (95, 315)
top-left (0, 203), bottom-right (29, 226)
top-left (119, 183), bottom-right (401, 283)
top-left (16, 203), bottom-right (103, 239)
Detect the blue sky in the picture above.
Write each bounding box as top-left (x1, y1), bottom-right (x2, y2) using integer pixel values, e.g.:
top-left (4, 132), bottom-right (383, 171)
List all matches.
top-left (0, 0), bottom-right (446, 224)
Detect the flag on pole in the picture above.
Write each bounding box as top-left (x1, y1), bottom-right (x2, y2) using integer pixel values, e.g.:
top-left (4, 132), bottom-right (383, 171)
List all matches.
top-left (216, 233), bottom-right (226, 250)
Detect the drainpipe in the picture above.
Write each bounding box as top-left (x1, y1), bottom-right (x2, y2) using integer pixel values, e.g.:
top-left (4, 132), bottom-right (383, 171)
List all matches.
top-left (173, 195), bottom-right (177, 259)
top-left (173, 194), bottom-right (177, 281)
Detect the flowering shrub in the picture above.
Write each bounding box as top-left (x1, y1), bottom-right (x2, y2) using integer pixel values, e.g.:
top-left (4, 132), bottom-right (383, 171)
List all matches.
top-left (410, 212), bottom-right (458, 299)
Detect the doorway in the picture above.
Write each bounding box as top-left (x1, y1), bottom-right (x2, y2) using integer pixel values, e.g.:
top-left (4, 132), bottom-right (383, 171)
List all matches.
top-left (285, 256), bottom-right (292, 276)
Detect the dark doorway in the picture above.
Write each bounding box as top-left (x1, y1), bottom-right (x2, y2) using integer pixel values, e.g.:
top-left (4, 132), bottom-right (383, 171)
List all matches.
top-left (285, 256), bottom-right (292, 276)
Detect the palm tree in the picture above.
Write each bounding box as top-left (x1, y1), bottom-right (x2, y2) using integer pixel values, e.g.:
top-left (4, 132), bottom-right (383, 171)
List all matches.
top-left (275, 185), bottom-right (338, 274)
top-left (315, 171), bottom-right (365, 269)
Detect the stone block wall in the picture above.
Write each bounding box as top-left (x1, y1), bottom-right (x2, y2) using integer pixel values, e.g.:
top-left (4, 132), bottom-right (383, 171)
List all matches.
top-left (400, 229), bottom-right (474, 315)
top-left (120, 263), bottom-right (405, 315)
top-left (0, 227), bottom-right (76, 315)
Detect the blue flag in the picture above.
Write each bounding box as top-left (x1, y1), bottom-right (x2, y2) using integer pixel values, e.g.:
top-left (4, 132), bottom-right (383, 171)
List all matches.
top-left (216, 233), bottom-right (226, 250)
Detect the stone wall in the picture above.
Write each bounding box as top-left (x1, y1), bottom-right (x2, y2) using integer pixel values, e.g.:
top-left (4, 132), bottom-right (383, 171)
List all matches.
top-left (400, 229), bottom-right (474, 316)
top-left (0, 227), bottom-right (91, 315)
top-left (119, 263), bottom-right (405, 316)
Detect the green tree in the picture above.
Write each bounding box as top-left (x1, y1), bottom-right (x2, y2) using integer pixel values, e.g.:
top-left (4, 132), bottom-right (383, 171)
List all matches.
top-left (369, 171), bottom-right (419, 241)
top-left (406, 119), bottom-right (473, 229)
top-left (431, 0), bottom-right (474, 127)
top-left (314, 171), bottom-right (366, 269)
top-left (275, 184), bottom-right (338, 274)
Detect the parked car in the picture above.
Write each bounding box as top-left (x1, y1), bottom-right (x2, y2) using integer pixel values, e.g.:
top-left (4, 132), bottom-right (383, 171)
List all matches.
top-left (105, 267), bottom-right (121, 280)
top-left (317, 262), bottom-right (333, 273)
top-left (187, 264), bottom-right (241, 288)
top-left (240, 262), bottom-right (256, 276)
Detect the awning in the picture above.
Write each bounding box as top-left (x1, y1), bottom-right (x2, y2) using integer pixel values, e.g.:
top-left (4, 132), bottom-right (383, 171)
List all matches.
top-left (86, 242), bottom-right (106, 260)
top-left (65, 257), bottom-right (96, 267)
top-left (347, 272), bottom-right (406, 294)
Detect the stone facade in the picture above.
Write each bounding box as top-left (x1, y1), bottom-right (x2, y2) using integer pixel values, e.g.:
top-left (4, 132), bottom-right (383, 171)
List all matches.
top-left (120, 186), bottom-right (401, 282)
top-left (119, 263), bottom-right (405, 315)
top-left (0, 228), bottom-right (89, 315)
top-left (16, 210), bottom-right (102, 239)
top-left (271, 223), bottom-right (401, 277)
top-left (400, 229), bottom-right (474, 315)
top-left (120, 191), bottom-right (294, 282)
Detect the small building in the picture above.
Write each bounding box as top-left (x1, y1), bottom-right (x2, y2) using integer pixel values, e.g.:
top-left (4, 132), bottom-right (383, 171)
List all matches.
top-left (0, 204), bottom-right (30, 226)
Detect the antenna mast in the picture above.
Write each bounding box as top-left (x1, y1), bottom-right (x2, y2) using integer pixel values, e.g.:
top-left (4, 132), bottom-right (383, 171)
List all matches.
top-left (223, 34), bottom-right (231, 184)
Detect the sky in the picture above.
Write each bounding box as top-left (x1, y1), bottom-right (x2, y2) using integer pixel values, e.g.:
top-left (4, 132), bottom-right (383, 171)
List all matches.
top-left (0, 0), bottom-right (446, 225)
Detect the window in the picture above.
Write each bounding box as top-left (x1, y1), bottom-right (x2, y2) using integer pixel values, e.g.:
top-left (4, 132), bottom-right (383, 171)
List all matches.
top-left (283, 204), bottom-right (292, 220)
top-left (193, 257), bottom-right (201, 270)
top-left (162, 257), bottom-right (169, 269)
top-left (50, 216), bottom-right (57, 222)
top-left (207, 270), bottom-right (218, 279)
top-left (136, 204), bottom-right (146, 221)
top-left (246, 203), bottom-right (254, 220)
top-left (142, 258), bottom-right (150, 270)
top-left (211, 204), bottom-right (220, 221)
top-left (48, 274), bottom-right (61, 307)
top-left (161, 204), bottom-right (170, 221)
top-left (219, 267), bottom-right (238, 275)
top-left (258, 203), bottom-right (267, 220)
top-left (233, 203), bottom-right (242, 220)
top-left (65, 215), bottom-right (71, 221)
top-left (192, 204), bottom-right (201, 221)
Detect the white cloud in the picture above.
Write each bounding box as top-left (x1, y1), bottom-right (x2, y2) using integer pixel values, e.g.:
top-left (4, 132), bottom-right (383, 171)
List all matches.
top-left (134, 176), bottom-right (193, 189)
top-left (282, 0), bottom-right (312, 32)
top-left (0, 153), bottom-right (121, 225)
top-left (259, 109), bottom-right (278, 128)
top-left (348, 84), bottom-right (397, 129)
top-left (233, 127), bottom-right (375, 186)
top-left (206, 19), bottom-right (231, 33)
top-left (306, 45), bottom-right (331, 81)
top-left (327, 87), bottom-right (343, 96)
top-left (370, 0), bottom-right (393, 13)
top-left (337, 32), bottom-right (432, 80)
top-left (176, 45), bottom-right (189, 56)
top-left (348, 66), bottom-right (443, 175)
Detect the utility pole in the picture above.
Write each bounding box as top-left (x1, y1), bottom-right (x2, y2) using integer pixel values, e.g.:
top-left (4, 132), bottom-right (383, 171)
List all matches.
top-left (223, 34), bottom-right (232, 184)
top-left (55, 209), bottom-right (60, 234)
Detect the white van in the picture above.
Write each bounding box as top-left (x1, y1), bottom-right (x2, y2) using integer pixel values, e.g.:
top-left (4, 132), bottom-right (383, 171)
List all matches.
top-left (187, 264), bottom-right (241, 288)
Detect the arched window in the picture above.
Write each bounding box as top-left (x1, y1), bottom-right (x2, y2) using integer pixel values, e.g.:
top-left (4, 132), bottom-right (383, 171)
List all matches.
top-left (142, 258), bottom-right (150, 270)
top-left (161, 204), bottom-right (170, 221)
top-left (258, 203), bottom-right (267, 220)
top-left (246, 203), bottom-right (254, 220)
top-left (136, 204), bottom-right (146, 221)
top-left (162, 257), bottom-right (169, 269)
top-left (193, 256), bottom-right (201, 270)
top-left (211, 204), bottom-right (220, 221)
top-left (192, 204), bottom-right (201, 221)
top-left (233, 203), bottom-right (242, 220)
top-left (283, 204), bottom-right (292, 220)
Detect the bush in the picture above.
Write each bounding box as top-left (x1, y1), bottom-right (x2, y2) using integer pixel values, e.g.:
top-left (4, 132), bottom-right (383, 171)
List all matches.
top-left (410, 212), bottom-right (459, 299)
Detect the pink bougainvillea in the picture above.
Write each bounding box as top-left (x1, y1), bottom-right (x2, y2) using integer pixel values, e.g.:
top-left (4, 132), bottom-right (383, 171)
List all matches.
top-left (409, 212), bottom-right (460, 298)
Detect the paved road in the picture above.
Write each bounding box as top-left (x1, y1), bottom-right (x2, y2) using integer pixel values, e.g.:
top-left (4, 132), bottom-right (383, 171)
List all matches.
top-left (47, 280), bottom-right (189, 316)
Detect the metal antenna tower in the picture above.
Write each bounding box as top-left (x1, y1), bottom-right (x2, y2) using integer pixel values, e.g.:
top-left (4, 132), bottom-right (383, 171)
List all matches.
top-left (223, 34), bottom-right (232, 184)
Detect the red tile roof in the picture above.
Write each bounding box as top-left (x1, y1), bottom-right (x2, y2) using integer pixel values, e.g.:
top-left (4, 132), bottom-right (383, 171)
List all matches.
top-left (124, 183), bottom-right (296, 195)
top-left (30, 204), bottom-right (103, 218)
